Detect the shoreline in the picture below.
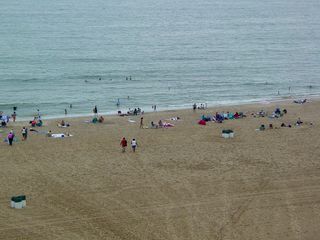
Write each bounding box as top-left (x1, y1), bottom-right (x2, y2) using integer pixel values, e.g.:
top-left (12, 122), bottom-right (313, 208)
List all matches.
top-left (7, 94), bottom-right (320, 123)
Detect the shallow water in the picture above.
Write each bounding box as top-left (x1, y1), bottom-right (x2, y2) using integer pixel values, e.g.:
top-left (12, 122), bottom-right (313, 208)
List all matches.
top-left (1, 0), bottom-right (320, 119)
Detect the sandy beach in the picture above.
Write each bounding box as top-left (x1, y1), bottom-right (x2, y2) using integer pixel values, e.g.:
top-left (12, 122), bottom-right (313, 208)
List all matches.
top-left (1, 99), bottom-right (320, 240)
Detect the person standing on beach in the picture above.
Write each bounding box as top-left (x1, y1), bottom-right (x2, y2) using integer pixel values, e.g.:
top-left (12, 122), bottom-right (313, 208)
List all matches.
top-left (140, 117), bottom-right (144, 128)
top-left (21, 127), bottom-right (28, 141)
top-left (7, 130), bottom-right (15, 146)
top-left (11, 112), bottom-right (17, 122)
top-left (131, 138), bottom-right (137, 152)
top-left (37, 109), bottom-right (41, 120)
top-left (193, 103), bottom-right (197, 111)
top-left (120, 137), bottom-right (128, 152)
top-left (93, 106), bottom-right (98, 115)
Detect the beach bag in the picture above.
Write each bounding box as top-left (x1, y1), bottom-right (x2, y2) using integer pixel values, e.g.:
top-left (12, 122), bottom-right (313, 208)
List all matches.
top-left (198, 120), bottom-right (206, 125)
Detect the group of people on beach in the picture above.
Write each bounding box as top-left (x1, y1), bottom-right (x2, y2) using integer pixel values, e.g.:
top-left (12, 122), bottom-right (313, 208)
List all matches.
top-left (258, 117), bottom-right (309, 131)
top-left (4, 126), bottom-right (28, 146)
top-left (120, 137), bottom-right (138, 152)
top-left (193, 103), bottom-right (207, 111)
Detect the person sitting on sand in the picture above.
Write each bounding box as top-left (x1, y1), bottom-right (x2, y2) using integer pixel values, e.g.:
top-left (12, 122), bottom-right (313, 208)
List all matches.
top-left (283, 109), bottom-right (287, 114)
top-left (158, 120), bottom-right (163, 128)
top-left (269, 124), bottom-right (273, 129)
top-left (150, 121), bottom-right (158, 129)
top-left (259, 124), bottom-right (266, 131)
top-left (296, 118), bottom-right (303, 125)
top-left (36, 119), bottom-right (43, 127)
top-left (92, 117), bottom-right (98, 123)
top-left (58, 120), bottom-right (70, 127)
top-left (98, 116), bottom-right (104, 123)
top-left (275, 108), bottom-right (281, 115)
top-left (30, 118), bottom-right (37, 127)
top-left (258, 110), bottom-right (266, 117)
top-left (47, 130), bottom-right (52, 137)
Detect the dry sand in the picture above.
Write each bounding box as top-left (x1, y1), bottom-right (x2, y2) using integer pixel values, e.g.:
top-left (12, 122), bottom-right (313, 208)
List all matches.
top-left (0, 99), bottom-right (320, 240)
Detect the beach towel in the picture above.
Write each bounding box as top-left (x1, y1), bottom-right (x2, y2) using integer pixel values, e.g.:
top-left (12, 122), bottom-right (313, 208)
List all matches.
top-left (4, 138), bottom-right (19, 143)
top-left (51, 134), bottom-right (73, 138)
top-left (128, 119), bottom-right (136, 123)
top-left (198, 120), bottom-right (206, 125)
top-left (163, 122), bottom-right (174, 127)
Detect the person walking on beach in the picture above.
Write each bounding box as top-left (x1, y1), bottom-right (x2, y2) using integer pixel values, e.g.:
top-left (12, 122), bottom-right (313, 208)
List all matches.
top-left (131, 138), bottom-right (137, 152)
top-left (21, 127), bottom-right (28, 141)
top-left (7, 130), bottom-right (15, 146)
top-left (120, 137), bottom-right (128, 152)
top-left (140, 117), bottom-right (144, 128)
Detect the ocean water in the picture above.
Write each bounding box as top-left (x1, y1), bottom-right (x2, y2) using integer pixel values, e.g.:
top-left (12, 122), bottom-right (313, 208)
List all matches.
top-left (1, 0), bottom-right (320, 119)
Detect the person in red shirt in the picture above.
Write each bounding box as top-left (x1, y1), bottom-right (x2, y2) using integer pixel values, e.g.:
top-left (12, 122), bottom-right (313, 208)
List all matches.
top-left (120, 137), bottom-right (128, 152)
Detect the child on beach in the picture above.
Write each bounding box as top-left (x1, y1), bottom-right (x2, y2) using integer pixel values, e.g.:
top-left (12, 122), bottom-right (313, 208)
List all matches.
top-left (120, 137), bottom-right (128, 152)
top-left (131, 138), bottom-right (137, 152)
